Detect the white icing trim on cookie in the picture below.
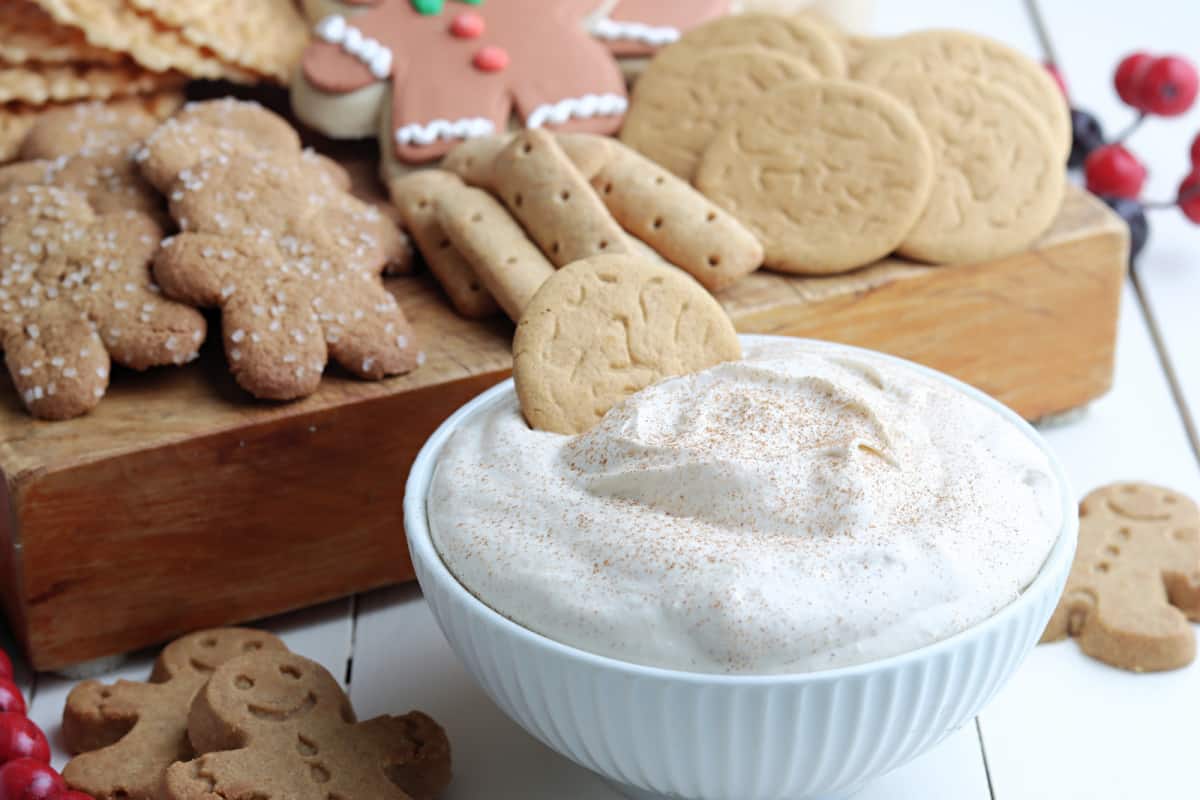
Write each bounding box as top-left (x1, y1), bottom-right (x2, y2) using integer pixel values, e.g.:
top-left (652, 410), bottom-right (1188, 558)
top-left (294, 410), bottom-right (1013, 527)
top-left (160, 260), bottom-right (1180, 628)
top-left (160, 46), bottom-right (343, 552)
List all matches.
top-left (588, 18), bottom-right (681, 46)
top-left (395, 117), bottom-right (497, 147)
top-left (315, 14), bottom-right (393, 80)
top-left (526, 93), bottom-right (628, 129)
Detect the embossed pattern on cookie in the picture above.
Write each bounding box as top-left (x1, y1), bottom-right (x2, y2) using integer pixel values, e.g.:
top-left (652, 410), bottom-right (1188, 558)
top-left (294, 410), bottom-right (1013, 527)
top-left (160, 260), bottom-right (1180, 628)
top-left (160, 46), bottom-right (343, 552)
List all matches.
top-left (854, 29), bottom-right (1071, 162)
top-left (1043, 483), bottom-right (1200, 673)
top-left (513, 253), bottom-right (741, 435)
top-left (620, 46), bottom-right (819, 180)
top-left (695, 79), bottom-right (934, 274)
top-left (864, 70), bottom-right (1065, 264)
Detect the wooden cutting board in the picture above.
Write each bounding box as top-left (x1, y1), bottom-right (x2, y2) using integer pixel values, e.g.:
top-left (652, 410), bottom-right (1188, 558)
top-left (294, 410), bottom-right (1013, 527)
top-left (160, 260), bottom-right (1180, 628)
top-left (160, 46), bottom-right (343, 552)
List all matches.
top-left (0, 184), bottom-right (1127, 670)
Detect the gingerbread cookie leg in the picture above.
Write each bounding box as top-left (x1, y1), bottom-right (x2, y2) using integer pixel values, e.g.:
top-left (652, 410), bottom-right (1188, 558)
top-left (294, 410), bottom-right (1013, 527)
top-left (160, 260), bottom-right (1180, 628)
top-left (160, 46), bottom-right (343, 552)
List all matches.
top-left (492, 130), bottom-right (629, 267)
top-left (389, 172), bottom-right (499, 320)
top-left (589, 144), bottom-right (762, 291)
top-left (435, 181), bottom-right (556, 321)
top-left (3, 310), bottom-right (109, 421)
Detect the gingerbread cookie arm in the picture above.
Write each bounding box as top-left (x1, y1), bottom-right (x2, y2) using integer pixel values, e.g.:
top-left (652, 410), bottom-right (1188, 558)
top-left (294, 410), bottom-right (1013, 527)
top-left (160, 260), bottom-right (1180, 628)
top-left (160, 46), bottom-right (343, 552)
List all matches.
top-left (3, 308), bottom-right (109, 421)
top-left (302, 35), bottom-right (384, 96)
top-left (0, 160), bottom-right (50, 193)
top-left (154, 234), bottom-right (240, 308)
top-left (348, 714), bottom-right (453, 800)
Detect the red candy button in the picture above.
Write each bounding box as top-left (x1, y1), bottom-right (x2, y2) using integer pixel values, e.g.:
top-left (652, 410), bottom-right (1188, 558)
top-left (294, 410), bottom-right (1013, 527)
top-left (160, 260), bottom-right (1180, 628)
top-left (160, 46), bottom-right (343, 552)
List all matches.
top-left (473, 45), bottom-right (509, 73)
top-left (450, 12), bottom-right (484, 39)
top-left (0, 714), bottom-right (49, 766)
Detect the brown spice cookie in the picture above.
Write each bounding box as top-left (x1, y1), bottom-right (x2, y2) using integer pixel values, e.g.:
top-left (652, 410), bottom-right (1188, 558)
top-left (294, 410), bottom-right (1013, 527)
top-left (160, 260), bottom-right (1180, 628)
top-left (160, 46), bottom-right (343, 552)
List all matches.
top-left (513, 253), bottom-right (741, 435)
top-left (0, 99), bottom-right (167, 220)
top-left (695, 79), bottom-right (934, 274)
top-left (164, 649), bottom-right (451, 800)
top-left (620, 46), bottom-right (818, 180)
top-left (1043, 483), bottom-right (1200, 672)
top-left (674, 13), bottom-right (845, 76)
top-left (0, 185), bottom-right (206, 419)
top-left (62, 628), bottom-right (288, 800)
top-left (862, 70), bottom-right (1064, 264)
top-left (854, 29), bottom-right (1072, 163)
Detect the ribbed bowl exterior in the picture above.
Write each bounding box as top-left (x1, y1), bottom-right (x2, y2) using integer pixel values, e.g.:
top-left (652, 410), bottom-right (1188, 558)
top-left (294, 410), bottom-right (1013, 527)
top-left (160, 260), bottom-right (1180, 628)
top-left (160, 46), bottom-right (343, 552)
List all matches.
top-left (405, 339), bottom-right (1078, 800)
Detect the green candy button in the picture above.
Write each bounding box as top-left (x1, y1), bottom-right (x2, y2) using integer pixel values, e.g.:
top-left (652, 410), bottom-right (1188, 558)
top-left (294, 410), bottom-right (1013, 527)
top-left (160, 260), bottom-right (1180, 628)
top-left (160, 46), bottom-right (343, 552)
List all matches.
top-left (412, 0), bottom-right (481, 12)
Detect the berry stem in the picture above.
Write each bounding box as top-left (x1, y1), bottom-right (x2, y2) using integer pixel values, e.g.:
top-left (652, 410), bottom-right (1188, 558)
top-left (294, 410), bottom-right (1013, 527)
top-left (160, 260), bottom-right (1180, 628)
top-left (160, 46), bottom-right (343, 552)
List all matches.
top-left (1023, 0), bottom-right (1060, 68)
top-left (1112, 112), bottom-right (1147, 143)
top-left (1141, 184), bottom-right (1200, 210)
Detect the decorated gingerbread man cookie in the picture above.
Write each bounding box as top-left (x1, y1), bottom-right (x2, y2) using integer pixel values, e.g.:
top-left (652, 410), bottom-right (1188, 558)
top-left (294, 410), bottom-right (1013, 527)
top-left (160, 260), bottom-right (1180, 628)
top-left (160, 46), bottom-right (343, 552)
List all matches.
top-left (292, 0), bottom-right (629, 173)
top-left (586, 0), bottom-right (731, 57)
top-left (164, 649), bottom-right (451, 800)
top-left (62, 629), bottom-right (288, 800)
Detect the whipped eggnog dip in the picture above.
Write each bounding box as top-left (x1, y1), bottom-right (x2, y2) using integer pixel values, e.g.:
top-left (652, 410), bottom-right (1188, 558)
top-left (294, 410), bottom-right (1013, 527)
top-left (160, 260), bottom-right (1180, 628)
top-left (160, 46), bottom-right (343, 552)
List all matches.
top-left (428, 340), bottom-right (1062, 674)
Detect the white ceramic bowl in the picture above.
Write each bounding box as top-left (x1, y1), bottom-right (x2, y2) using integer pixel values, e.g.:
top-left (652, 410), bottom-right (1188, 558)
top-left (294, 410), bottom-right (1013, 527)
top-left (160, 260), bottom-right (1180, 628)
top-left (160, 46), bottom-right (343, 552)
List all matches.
top-left (404, 337), bottom-right (1078, 800)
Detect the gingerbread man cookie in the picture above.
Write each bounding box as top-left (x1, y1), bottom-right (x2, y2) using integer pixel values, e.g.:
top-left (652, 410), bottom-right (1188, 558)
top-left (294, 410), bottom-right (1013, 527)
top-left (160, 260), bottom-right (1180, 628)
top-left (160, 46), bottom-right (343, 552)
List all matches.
top-left (165, 649), bottom-right (451, 800)
top-left (136, 99), bottom-right (420, 400)
top-left (62, 629), bottom-right (288, 800)
top-left (292, 0), bottom-right (628, 173)
top-left (0, 185), bottom-right (206, 419)
top-left (1043, 483), bottom-right (1200, 672)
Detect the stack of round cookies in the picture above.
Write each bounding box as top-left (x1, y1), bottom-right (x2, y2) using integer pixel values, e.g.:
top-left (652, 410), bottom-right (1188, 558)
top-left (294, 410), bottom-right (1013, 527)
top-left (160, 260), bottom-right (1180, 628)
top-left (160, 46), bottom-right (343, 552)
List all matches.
top-left (620, 15), bottom-right (1071, 273)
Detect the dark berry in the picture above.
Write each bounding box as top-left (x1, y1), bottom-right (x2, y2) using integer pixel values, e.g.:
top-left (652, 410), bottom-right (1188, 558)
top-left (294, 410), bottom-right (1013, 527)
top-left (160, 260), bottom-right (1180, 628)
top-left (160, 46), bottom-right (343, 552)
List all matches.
top-left (1085, 144), bottom-right (1147, 199)
top-left (1069, 108), bottom-right (1105, 168)
top-left (1102, 196), bottom-right (1149, 262)
top-left (1138, 56), bottom-right (1199, 116)
top-left (1178, 170), bottom-right (1200, 223)
top-left (1114, 52), bottom-right (1155, 108)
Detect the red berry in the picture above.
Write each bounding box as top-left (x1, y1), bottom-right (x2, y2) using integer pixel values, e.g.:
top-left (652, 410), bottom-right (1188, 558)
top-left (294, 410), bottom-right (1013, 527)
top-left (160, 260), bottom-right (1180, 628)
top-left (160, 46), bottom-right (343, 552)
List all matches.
top-left (0, 683), bottom-right (23, 717)
top-left (1138, 56), bottom-right (1199, 116)
top-left (0, 653), bottom-right (10, 682)
top-left (1085, 144), bottom-right (1148, 199)
top-left (0, 715), bottom-right (48, 766)
top-left (1114, 52), bottom-right (1155, 108)
top-left (1191, 133), bottom-right (1200, 168)
top-left (1044, 62), bottom-right (1068, 97)
top-left (1178, 170), bottom-right (1200, 223)
top-left (0, 759), bottom-right (64, 800)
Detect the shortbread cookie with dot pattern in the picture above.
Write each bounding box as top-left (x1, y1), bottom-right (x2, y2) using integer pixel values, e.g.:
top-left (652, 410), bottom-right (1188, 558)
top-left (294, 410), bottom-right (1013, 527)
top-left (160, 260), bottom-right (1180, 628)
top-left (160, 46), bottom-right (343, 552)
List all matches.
top-left (862, 70), bottom-right (1064, 264)
top-left (514, 253), bottom-right (741, 435)
top-left (696, 79), bottom-right (933, 274)
top-left (854, 29), bottom-right (1071, 163)
top-left (1043, 483), bottom-right (1200, 672)
top-left (0, 185), bottom-right (206, 419)
top-left (620, 46), bottom-right (818, 180)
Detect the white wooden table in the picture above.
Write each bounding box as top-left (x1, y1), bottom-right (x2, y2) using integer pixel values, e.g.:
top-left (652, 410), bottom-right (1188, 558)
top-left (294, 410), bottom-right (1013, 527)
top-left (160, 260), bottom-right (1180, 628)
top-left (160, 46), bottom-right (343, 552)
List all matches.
top-left (4, 2), bottom-right (1198, 797)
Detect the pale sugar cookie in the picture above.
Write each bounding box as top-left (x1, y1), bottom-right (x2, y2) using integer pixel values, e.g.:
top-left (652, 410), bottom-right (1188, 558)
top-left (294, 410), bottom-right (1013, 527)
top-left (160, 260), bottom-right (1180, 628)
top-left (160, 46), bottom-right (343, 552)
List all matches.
top-left (694, 79), bottom-right (934, 274)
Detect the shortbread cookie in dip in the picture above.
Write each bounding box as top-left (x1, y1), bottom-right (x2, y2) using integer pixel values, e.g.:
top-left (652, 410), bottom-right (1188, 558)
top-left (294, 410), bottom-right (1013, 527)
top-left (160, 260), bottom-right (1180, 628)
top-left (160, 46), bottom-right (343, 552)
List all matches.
top-left (430, 339), bottom-right (1063, 674)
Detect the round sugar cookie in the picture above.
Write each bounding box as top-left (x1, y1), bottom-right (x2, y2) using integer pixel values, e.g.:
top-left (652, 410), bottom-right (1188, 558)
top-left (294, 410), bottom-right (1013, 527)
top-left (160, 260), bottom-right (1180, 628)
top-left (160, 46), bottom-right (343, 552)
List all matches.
top-left (854, 29), bottom-right (1072, 163)
top-left (694, 79), bottom-right (934, 274)
top-left (620, 47), bottom-right (818, 179)
top-left (513, 254), bottom-right (741, 435)
top-left (866, 70), bottom-right (1066, 264)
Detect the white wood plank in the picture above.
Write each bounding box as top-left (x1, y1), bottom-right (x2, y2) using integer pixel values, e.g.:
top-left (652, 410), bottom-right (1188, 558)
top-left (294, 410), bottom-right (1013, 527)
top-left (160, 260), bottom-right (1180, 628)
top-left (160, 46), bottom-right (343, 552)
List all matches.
top-left (981, 284), bottom-right (1200, 800)
top-left (1040, 0), bottom-right (1200, 454)
top-left (350, 583), bottom-right (989, 799)
top-left (26, 597), bottom-right (354, 771)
